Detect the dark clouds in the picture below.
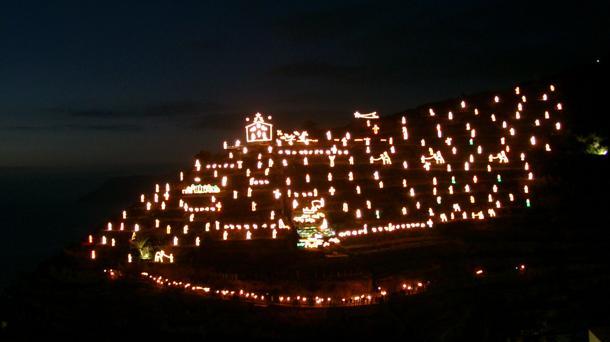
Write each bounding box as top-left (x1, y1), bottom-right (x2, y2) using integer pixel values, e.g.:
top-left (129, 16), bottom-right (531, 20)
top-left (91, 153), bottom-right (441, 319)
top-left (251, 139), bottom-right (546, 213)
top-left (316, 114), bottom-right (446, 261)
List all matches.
top-left (0, 0), bottom-right (608, 167)
top-left (48, 101), bottom-right (225, 118)
top-left (1, 123), bottom-right (143, 132)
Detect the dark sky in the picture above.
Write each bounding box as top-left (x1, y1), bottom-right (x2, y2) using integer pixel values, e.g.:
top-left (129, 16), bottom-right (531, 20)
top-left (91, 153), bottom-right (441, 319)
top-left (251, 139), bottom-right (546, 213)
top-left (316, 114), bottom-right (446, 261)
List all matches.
top-left (1, 0), bottom-right (608, 167)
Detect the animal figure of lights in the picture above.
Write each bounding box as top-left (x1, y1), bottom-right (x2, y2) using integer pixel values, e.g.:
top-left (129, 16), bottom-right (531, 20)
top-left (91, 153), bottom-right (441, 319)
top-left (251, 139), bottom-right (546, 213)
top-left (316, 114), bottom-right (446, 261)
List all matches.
top-left (370, 152), bottom-right (392, 165)
top-left (154, 250), bottom-right (174, 263)
top-left (421, 151), bottom-right (445, 165)
top-left (489, 151), bottom-right (509, 163)
top-left (276, 130), bottom-right (317, 145)
top-left (245, 113), bottom-right (273, 143)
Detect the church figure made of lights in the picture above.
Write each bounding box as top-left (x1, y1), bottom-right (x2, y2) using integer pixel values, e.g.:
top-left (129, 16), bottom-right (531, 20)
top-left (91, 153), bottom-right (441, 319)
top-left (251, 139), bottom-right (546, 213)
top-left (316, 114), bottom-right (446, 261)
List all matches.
top-left (86, 83), bottom-right (563, 266)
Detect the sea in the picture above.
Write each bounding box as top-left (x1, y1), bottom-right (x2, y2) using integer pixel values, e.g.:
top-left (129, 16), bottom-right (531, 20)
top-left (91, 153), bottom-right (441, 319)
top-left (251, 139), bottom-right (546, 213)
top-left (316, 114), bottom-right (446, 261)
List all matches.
top-left (0, 164), bottom-right (181, 289)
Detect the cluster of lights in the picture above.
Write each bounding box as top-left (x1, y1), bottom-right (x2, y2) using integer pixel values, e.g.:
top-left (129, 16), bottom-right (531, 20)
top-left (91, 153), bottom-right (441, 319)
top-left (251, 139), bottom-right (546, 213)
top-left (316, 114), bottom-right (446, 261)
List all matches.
top-left (87, 83), bottom-right (564, 289)
top-left (130, 271), bottom-right (426, 307)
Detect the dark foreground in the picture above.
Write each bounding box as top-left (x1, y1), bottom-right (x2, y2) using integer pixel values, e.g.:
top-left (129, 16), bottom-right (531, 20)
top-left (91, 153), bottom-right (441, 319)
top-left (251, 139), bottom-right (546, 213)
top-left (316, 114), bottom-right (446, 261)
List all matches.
top-left (0, 152), bottom-right (609, 341)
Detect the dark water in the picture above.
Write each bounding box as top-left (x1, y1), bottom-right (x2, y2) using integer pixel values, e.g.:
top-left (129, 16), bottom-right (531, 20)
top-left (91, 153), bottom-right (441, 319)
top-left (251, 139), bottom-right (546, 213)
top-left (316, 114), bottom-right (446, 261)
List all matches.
top-left (0, 164), bottom-right (180, 289)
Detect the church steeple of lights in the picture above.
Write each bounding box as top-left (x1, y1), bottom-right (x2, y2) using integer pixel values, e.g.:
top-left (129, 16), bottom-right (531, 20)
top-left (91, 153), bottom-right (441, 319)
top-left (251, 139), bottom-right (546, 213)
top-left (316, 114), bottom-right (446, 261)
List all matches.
top-left (245, 113), bottom-right (273, 143)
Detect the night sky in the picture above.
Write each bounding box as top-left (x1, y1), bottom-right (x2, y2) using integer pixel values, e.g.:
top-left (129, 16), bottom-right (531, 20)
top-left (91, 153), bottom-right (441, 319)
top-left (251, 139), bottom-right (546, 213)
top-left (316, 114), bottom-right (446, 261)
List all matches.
top-left (1, 0), bottom-right (608, 168)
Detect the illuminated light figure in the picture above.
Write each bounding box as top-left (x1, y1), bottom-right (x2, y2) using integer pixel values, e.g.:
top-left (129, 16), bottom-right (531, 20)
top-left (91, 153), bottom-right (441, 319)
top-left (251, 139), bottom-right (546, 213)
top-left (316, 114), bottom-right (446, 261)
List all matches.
top-left (530, 136), bottom-right (536, 145)
top-left (421, 151), bottom-right (445, 165)
top-left (489, 151), bottom-right (509, 163)
top-left (402, 126), bottom-right (409, 140)
top-left (182, 184), bottom-right (220, 194)
top-left (195, 237), bottom-right (200, 246)
top-left (128, 254), bottom-right (132, 263)
top-left (354, 111), bottom-right (379, 119)
top-left (372, 124), bottom-right (380, 134)
top-left (223, 231), bottom-right (228, 240)
top-left (370, 151), bottom-right (392, 165)
top-left (342, 203), bottom-right (349, 212)
top-left (356, 209), bottom-right (362, 219)
top-left (154, 250), bottom-right (174, 263)
top-left (329, 155), bottom-right (336, 167)
top-left (245, 113), bottom-right (273, 143)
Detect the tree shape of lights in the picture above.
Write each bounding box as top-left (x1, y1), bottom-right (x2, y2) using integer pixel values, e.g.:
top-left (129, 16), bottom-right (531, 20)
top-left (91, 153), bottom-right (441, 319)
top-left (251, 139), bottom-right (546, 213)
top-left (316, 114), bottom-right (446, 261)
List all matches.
top-left (245, 113), bottom-right (273, 143)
